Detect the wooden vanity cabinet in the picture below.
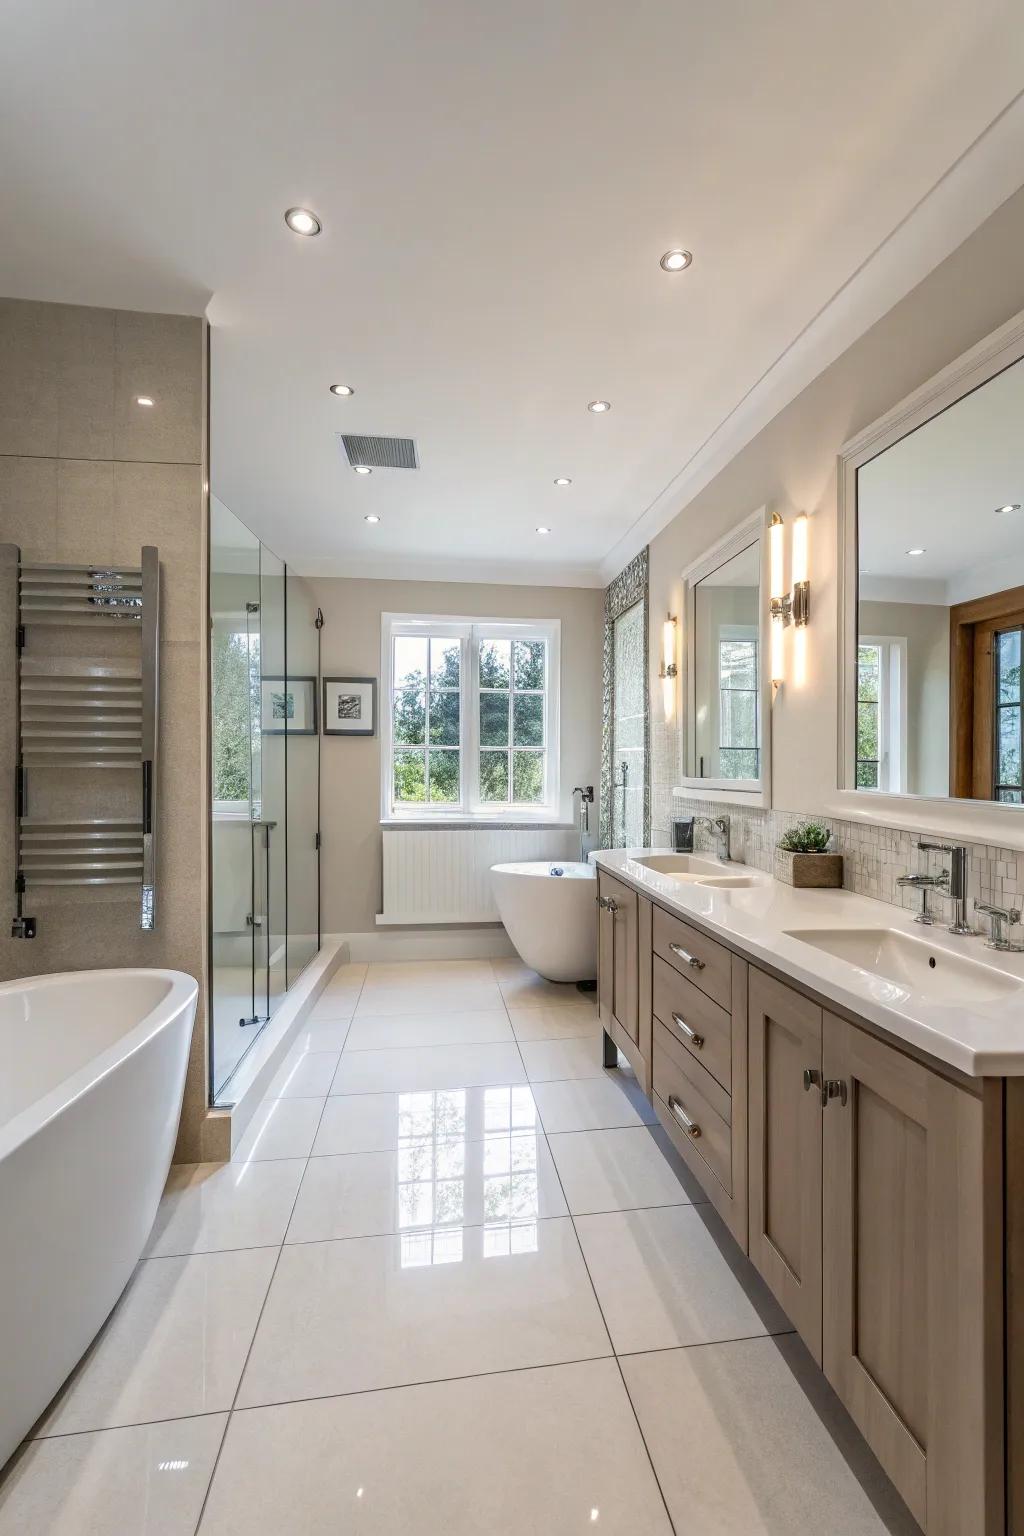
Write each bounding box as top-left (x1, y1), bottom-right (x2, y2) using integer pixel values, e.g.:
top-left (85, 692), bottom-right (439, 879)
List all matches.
top-left (597, 871), bottom-right (651, 1093)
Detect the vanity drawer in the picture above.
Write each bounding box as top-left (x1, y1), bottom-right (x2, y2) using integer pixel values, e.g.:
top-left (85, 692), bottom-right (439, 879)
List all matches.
top-left (653, 954), bottom-right (732, 1092)
top-left (653, 905), bottom-right (732, 1010)
top-left (653, 1021), bottom-right (732, 1197)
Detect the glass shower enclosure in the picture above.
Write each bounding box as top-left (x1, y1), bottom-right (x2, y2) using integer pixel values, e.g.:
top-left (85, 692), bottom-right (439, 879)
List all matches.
top-left (209, 499), bottom-right (321, 1103)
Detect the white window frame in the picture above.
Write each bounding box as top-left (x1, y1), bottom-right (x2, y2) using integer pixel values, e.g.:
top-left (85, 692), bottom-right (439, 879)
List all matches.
top-left (857, 635), bottom-right (908, 795)
top-left (380, 613), bottom-right (561, 822)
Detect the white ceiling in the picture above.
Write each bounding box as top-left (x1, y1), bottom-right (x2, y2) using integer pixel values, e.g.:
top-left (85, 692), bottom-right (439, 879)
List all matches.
top-left (3, 2), bottom-right (1024, 585)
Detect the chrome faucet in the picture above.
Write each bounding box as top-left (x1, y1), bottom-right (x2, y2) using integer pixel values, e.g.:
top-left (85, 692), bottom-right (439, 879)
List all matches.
top-left (895, 870), bottom-right (949, 926)
top-left (916, 841), bottom-right (974, 934)
top-left (974, 900), bottom-right (1024, 953)
top-left (695, 814), bottom-right (731, 862)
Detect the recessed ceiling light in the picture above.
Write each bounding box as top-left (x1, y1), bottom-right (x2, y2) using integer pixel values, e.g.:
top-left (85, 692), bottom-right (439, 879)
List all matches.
top-left (284, 207), bottom-right (321, 236)
top-left (536, 526), bottom-right (551, 535)
top-left (587, 400), bottom-right (611, 413)
top-left (996, 502), bottom-right (1021, 514)
top-left (329, 383), bottom-right (354, 397)
top-left (906, 547), bottom-right (926, 556)
top-left (136, 396), bottom-right (154, 407)
top-left (660, 248), bottom-right (693, 272)
top-left (364, 514), bottom-right (380, 524)
top-left (554, 477), bottom-right (572, 486)
top-left (353, 465), bottom-right (372, 475)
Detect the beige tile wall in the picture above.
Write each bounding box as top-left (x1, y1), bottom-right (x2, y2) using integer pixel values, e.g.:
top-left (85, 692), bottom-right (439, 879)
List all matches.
top-left (0, 298), bottom-right (216, 1160)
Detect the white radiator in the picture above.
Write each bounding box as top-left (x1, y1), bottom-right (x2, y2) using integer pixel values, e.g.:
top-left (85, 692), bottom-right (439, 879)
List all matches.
top-left (379, 827), bottom-right (579, 925)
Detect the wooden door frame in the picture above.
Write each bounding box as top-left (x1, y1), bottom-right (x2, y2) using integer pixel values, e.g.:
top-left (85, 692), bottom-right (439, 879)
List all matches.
top-left (949, 584), bottom-right (1024, 799)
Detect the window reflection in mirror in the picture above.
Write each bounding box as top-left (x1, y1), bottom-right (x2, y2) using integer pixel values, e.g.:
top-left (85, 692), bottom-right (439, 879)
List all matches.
top-left (693, 543), bottom-right (760, 781)
top-left (856, 354), bottom-right (1024, 802)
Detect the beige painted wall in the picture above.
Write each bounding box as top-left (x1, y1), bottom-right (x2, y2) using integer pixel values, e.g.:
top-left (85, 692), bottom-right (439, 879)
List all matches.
top-left (859, 600), bottom-right (950, 797)
top-left (647, 183), bottom-right (1024, 834)
top-left (309, 576), bottom-right (603, 933)
top-left (0, 298), bottom-right (212, 1159)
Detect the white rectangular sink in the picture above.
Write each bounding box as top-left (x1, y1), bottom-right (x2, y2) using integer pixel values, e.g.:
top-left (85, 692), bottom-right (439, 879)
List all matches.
top-left (784, 927), bottom-right (1022, 1006)
top-left (631, 852), bottom-right (760, 889)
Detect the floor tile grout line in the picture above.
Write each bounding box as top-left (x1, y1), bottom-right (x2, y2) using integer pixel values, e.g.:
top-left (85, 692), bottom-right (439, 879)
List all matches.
top-left (189, 959), bottom-right (372, 1535)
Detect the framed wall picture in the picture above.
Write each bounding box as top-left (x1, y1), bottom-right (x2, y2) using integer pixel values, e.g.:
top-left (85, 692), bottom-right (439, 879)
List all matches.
top-left (323, 676), bottom-right (377, 737)
top-left (261, 676), bottom-right (318, 735)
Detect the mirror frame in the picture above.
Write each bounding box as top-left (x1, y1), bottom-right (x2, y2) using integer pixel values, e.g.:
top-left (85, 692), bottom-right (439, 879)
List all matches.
top-left (833, 303), bottom-right (1024, 845)
top-left (677, 506), bottom-right (772, 808)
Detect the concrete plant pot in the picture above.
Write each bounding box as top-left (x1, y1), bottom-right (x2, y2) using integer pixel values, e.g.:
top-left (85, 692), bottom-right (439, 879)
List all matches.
top-left (775, 850), bottom-right (843, 888)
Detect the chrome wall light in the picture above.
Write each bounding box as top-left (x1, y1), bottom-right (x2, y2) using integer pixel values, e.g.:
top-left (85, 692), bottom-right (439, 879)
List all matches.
top-left (768, 512), bottom-right (810, 685)
top-left (660, 613), bottom-right (678, 719)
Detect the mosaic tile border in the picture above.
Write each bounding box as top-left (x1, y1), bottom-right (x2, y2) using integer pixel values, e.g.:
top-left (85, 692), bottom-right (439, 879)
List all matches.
top-left (601, 547), bottom-right (650, 848)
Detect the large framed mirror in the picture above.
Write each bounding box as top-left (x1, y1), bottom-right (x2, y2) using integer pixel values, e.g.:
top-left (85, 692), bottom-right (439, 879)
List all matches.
top-left (679, 507), bottom-right (772, 805)
top-left (838, 308), bottom-right (1024, 834)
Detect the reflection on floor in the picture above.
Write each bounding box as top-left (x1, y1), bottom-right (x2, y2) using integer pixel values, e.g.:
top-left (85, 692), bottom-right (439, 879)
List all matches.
top-left (0, 958), bottom-right (920, 1534)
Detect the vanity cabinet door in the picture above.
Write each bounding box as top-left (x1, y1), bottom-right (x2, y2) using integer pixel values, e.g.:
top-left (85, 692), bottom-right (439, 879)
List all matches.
top-left (822, 1013), bottom-right (991, 1535)
top-left (597, 872), bottom-right (638, 1046)
top-left (747, 968), bottom-right (823, 1362)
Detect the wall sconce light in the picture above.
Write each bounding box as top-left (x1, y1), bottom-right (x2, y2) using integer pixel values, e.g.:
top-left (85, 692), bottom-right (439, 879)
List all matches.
top-left (660, 613), bottom-right (678, 720)
top-left (768, 511), bottom-right (811, 685)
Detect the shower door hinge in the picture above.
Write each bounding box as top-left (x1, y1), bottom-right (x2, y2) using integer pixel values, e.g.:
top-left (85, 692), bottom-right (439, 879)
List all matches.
top-left (246, 601), bottom-right (260, 614)
top-left (315, 608), bottom-right (324, 630)
top-left (315, 831), bottom-right (321, 850)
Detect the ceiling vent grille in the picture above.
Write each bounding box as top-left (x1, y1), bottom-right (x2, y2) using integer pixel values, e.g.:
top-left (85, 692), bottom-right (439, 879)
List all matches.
top-left (339, 433), bottom-right (419, 470)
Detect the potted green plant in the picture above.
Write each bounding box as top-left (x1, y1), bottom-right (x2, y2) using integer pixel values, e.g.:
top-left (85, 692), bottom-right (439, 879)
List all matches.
top-left (775, 821), bottom-right (842, 888)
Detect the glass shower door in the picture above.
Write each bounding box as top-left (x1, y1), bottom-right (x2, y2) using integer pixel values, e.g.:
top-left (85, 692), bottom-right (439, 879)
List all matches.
top-left (611, 599), bottom-right (646, 847)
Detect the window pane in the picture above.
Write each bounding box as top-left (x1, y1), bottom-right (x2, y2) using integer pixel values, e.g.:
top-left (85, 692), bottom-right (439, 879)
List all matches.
top-left (512, 751), bottom-right (543, 802)
top-left (512, 693), bottom-right (543, 746)
top-left (857, 645), bottom-right (880, 703)
top-left (430, 637), bottom-right (461, 689)
top-left (429, 689), bottom-right (460, 745)
top-left (394, 635), bottom-right (428, 691)
top-left (394, 750), bottom-right (426, 803)
top-left (999, 705), bottom-right (1021, 788)
top-left (479, 639), bottom-right (511, 689)
top-left (719, 748), bottom-right (758, 780)
top-left (480, 691), bottom-right (509, 746)
top-left (856, 700), bottom-right (878, 763)
top-left (721, 689), bottom-right (756, 749)
top-left (428, 749), bottom-right (460, 802)
top-left (513, 639), bottom-right (545, 690)
top-left (393, 685), bottom-right (426, 744)
top-left (998, 629), bottom-right (1021, 705)
top-left (998, 789), bottom-right (1023, 804)
top-left (480, 750), bottom-right (509, 801)
top-left (856, 759), bottom-right (879, 790)
top-left (720, 638), bottom-right (757, 691)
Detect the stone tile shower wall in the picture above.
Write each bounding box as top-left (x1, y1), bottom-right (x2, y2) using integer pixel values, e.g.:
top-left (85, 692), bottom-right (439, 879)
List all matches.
top-left (651, 717), bottom-right (1024, 920)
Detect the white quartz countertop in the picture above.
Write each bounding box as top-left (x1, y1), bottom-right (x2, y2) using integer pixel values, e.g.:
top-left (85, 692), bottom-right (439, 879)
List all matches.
top-left (591, 847), bottom-right (1024, 1078)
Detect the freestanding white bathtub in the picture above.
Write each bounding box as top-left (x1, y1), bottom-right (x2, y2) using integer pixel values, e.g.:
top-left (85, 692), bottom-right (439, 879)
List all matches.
top-left (0, 968), bottom-right (198, 1469)
top-left (491, 860), bottom-right (597, 982)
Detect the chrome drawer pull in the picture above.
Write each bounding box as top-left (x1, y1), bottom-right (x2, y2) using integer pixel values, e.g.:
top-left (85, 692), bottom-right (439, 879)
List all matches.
top-left (669, 941), bottom-right (705, 971)
top-left (668, 1095), bottom-right (701, 1139)
top-left (671, 1012), bottom-right (704, 1049)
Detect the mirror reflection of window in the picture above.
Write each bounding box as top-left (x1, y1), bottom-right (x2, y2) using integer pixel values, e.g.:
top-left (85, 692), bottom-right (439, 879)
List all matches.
top-left (856, 353), bottom-right (1024, 803)
top-left (693, 543), bottom-right (760, 781)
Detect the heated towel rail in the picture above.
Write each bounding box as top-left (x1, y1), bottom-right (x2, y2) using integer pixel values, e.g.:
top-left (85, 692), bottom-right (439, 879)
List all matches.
top-left (2, 544), bottom-right (160, 937)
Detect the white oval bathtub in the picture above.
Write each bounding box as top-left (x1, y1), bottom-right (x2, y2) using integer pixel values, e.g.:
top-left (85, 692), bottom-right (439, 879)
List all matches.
top-left (491, 861), bottom-right (597, 982)
top-left (0, 968), bottom-right (198, 1469)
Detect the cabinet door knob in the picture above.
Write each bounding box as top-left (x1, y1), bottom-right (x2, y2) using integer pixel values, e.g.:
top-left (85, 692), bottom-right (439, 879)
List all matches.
top-left (668, 1095), bottom-right (701, 1138)
top-left (669, 941), bottom-right (705, 971)
top-left (605, 899), bottom-right (618, 914)
top-left (596, 896), bottom-right (608, 909)
top-left (672, 1012), bottom-right (705, 1049)
top-left (824, 1078), bottom-right (848, 1107)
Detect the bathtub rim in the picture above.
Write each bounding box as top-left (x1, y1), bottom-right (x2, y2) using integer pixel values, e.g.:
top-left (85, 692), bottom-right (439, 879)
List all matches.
top-left (0, 967), bottom-right (198, 1167)
top-left (490, 860), bottom-right (596, 880)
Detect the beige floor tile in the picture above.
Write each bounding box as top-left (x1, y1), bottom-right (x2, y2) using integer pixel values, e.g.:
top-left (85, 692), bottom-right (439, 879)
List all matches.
top-left (518, 1037), bottom-right (609, 1082)
top-left (312, 1085), bottom-right (541, 1156)
top-left (201, 1362), bottom-right (672, 1534)
top-left (147, 1160), bottom-right (306, 1257)
top-left (531, 1073), bottom-right (658, 1133)
top-left (547, 1125), bottom-right (702, 1214)
top-left (344, 1007), bottom-right (514, 1051)
top-left (574, 1205), bottom-right (790, 1354)
top-left (622, 1338), bottom-right (919, 1534)
top-left (507, 1002), bottom-right (601, 1041)
top-left (353, 980), bottom-right (505, 1016)
top-left (0, 1415), bottom-right (227, 1536)
top-left (330, 1041), bottom-right (526, 1095)
top-left (237, 1218), bottom-right (610, 1406)
top-left (495, 963), bottom-right (587, 1008)
top-left (232, 1097), bottom-right (326, 1163)
top-left (289, 1016), bottom-right (351, 1053)
top-left (266, 1049), bottom-right (340, 1098)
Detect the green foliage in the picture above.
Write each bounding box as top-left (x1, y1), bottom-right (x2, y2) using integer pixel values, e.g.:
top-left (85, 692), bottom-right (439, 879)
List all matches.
top-left (777, 820), bottom-right (832, 854)
top-left (212, 627), bottom-right (253, 803)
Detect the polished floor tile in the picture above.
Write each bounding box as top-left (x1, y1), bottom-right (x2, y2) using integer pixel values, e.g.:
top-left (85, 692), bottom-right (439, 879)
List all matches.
top-left (266, 1049), bottom-right (340, 1098)
top-left (574, 1205), bottom-right (790, 1355)
top-left (232, 1097), bottom-right (326, 1163)
top-left (506, 1001), bottom-right (601, 1041)
top-left (147, 1159), bottom-right (306, 1256)
top-left (622, 1338), bottom-right (919, 1534)
top-left (531, 1073), bottom-right (658, 1133)
top-left (285, 1134), bottom-right (567, 1244)
top-left (288, 1016), bottom-right (351, 1053)
top-left (0, 1415), bottom-right (227, 1536)
top-left (518, 1036), bottom-right (608, 1082)
top-left (39, 1248), bottom-right (277, 1436)
top-left (547, 1125), bottom-right (701, 1215)
top-left (364, 959), bottom-right (497, 983)
top-left (353, 981), bottom-right (505, 1016)
top-left (201, 1361), bottom-right (672, 1535)
top-left (330, 1041), bottom-right (526, 1096)
top-left (344, 1007), bottom-right (514, 1052)
top-left (494, 961), bottom-right (588, 1008)
top-left (237, 1218), bottom-right (610, 1405)
top-left (312, 1084), bottom-right (541, 1156)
